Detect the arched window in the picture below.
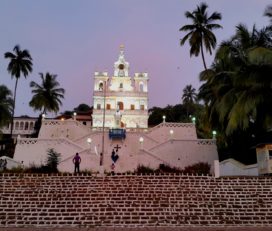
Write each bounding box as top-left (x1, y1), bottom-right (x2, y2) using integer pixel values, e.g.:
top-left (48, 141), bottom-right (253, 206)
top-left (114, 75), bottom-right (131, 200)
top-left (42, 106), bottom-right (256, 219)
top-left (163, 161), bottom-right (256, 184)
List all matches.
top-left (117, 102), bottom-right (124, 110)
top-left (119, 83), bottom-right (123, 89)
top-left (98, 82), bottom-right (103, 91)
top-left (25, 122), bottom-right (29, 130)
top-left (20, 122), bottom-right (24, 130)
top-left (29, 122), bottom-right (34, 130)
top-left (15, 122), bottom-right (19, 130)
top-left (139, 82), bottom-right (144, 92)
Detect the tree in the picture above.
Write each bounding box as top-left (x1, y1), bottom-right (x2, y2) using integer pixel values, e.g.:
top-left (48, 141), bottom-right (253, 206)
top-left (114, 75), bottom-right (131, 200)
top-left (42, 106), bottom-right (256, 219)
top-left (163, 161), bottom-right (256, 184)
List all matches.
top-left (182, 85), bottom-right (197, 104)
top-left (46, 148), bottom-right (61, 172)
top-left (182, 85), bottom-right (198, 119)
top-left (4, 45), bottom-right (33, 137)
top-left (198, 23), bottom-right (272, 163)
top-left (74, 103), bottom-right (92, 112)
top-left (179, 2), bottom-right (222, 70)
top-left (29, 72), bottom-right (65, 114)
top-left (264, 5), bottom-right (272, 23)
top-left (0, 85), bottom-right (14, 128)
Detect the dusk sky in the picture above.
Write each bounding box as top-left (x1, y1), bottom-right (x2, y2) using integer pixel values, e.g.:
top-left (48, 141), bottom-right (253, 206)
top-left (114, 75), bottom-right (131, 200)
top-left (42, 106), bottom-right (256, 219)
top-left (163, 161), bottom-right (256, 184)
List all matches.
top-left (0, 0), bottom-right (271, 117)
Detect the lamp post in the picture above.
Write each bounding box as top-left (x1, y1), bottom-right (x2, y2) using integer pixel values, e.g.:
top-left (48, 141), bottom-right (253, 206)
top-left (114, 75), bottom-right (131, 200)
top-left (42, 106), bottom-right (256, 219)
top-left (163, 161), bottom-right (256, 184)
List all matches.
top-left (162, 115), bottom-right (166, 123)
top-left (169, 129), bottom-right (174, 141)
top-left (101, 80), bottom-right (107, 168)
top-left (73, 112), bottom-right (77, 121)
top-left (87, 137), bottom-right (92, 154)
top-left (212, 130), bottom-right (217, 139)
top-left (191, 116), bottom-right (196, 124)
top-left (139, 137), bottom-right (144, 150)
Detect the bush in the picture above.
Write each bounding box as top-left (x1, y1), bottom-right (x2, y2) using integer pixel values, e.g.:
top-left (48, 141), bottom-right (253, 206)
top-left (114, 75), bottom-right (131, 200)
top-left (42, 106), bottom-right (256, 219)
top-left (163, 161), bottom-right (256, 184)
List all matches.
top-left (134, 162), bottom-right (211, 175)
top-left (136, 165), bottom-right (155, 174)
top-left (183, 162), bottom-right (210, 175)
top-left (46, 148), bottom-right (61, 173)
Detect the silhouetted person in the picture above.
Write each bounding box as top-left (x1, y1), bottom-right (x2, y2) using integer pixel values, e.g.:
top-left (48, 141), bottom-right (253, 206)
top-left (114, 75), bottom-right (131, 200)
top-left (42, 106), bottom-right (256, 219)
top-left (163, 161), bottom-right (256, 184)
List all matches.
top-left (73, 153), bottom-right (81, 173)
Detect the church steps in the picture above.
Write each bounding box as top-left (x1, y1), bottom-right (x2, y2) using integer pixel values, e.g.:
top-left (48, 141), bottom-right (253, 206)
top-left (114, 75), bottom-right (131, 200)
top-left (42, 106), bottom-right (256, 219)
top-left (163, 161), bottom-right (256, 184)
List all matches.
top-left (1, 174), bottom-right (272, 227)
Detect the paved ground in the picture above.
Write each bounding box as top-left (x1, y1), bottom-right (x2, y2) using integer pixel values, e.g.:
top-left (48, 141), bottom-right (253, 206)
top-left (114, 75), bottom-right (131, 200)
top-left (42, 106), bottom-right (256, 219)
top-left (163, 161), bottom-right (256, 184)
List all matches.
top-left (1, 227), bottom-right (272, 231)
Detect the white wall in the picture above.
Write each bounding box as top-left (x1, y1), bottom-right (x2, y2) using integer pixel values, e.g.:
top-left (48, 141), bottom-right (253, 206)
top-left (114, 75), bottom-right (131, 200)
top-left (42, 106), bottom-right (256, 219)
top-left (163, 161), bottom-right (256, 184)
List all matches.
top-left (219, 158), bottom-right (258, 176)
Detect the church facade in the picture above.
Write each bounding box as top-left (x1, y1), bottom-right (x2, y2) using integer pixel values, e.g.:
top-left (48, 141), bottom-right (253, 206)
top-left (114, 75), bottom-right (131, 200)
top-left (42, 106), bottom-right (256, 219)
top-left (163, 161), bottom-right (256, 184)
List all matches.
top-left (92, 46), bottom-right (149, 129)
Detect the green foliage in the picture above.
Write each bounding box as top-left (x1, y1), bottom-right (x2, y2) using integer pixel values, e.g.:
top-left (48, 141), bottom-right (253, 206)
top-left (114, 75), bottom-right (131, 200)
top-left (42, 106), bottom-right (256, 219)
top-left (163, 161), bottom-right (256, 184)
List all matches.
top-left (74, 104), bottom-right (92, 112)
top-left (183, 162), bottom-right (210, 175)
top-left (4, 45), bottom-right (33, 137)
top-left (46, 148), bottom-right (61, 172)
top-left (136, 165), bottom-right (155, 174)
top-left (29, 72), bottom-right (65, 114)
top-left (0, 85), bottom-right (13, 128)
top-left (135, 162), bottom-right (211, 175)
top-left (179, 2), bottom-right (222, 69)
top-left (198, 18), bottom-right (272, 164)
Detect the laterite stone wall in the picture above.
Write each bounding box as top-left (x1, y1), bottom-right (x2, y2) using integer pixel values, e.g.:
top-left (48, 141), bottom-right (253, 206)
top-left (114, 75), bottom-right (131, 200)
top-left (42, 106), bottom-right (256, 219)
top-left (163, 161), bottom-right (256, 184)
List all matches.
top-left (0, 174), bottom-right (272, 227)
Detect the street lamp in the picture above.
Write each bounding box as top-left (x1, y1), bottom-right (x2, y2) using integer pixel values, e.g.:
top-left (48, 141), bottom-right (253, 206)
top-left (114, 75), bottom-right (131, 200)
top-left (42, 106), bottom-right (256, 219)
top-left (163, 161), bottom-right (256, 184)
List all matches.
top-left (139, 137), bottom-right (144, 150)
top-left (73, 112), bottom-right (77, 120)
top-left (212, 130), bottom-right (217, 139)
top-left (169, 129), bottom-right (174, 141)
top-left (191, 116), bottom-right (196, 124)
top-left (87, 137), bottom-right (92, 153)
top-left (162, 115), bottom-right (166, 123)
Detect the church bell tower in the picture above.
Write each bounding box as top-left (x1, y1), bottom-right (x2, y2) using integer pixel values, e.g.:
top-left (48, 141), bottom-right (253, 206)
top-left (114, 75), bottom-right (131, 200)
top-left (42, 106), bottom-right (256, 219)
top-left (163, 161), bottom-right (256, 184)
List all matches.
top-left (92, 46), bottom-right (149, 129)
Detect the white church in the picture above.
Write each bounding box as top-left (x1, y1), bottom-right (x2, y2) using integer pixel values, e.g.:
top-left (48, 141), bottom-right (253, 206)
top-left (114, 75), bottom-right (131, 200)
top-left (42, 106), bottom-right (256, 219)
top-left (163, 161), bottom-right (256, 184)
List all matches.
top-left (11, 47), bottom-right (218, 173)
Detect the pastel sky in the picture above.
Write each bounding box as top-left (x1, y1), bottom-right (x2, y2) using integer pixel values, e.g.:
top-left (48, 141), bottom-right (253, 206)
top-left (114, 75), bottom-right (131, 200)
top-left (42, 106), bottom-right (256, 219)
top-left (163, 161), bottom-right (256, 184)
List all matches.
top-left (0, 0), bottom-right (271, 117)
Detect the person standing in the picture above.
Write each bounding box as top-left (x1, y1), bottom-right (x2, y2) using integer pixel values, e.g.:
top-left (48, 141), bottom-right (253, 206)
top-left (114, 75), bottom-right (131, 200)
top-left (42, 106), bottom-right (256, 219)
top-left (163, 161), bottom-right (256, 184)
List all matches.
top-left (73, 153), bottom-right (81, 173)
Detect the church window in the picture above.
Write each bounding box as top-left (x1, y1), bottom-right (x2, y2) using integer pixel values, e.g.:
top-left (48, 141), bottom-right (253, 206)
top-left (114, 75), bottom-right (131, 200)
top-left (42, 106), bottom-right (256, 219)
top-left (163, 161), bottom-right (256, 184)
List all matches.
top-left (139, 82), bottom-right (144, 92)
top-left (140, 105), bottom-right (145, 110)
top-left (106, 104), bottom-right (111, 110)
top-left (119, 83), bottom-right (123, 89)
top-left (97, 104), bottom-right (101, 110)
top-left (117, 102), bottom-right (124, 110)
top-left (130, 104), bottom-right (135, 110)
top-left (98, 82), bottom-right (103, 91)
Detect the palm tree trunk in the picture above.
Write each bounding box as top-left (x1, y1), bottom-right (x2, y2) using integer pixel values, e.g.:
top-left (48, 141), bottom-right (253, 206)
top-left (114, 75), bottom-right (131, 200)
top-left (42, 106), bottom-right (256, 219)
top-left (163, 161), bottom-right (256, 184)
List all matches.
top-left (10, 78), bottom-right (18, 138)
top-left (200, 42), bottom-right (207, 70)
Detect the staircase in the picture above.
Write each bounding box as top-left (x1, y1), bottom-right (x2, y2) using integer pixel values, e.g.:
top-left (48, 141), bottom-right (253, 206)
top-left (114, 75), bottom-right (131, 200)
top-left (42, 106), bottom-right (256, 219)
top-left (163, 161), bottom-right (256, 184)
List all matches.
top-left (1, 174), bottom-right (272, 227)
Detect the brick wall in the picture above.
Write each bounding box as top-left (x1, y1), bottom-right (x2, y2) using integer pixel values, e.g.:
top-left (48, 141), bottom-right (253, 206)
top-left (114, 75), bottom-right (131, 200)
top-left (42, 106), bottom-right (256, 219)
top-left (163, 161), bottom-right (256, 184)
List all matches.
top-left (0, 174), bottom-right (272, 227)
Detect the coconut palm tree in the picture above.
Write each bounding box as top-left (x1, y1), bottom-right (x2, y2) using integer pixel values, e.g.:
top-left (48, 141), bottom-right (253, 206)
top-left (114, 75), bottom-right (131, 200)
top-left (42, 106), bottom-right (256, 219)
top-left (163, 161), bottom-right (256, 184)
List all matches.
top-left (264, 5), bottom-right (272, 24)
top-left (182, 85), bottom-right (198, 119)
top-left (4, 45), bottom-right (33, 137)
top-left (182, 84), bottom-right (197, 104)
top-left (179, 2), bottom-right (222, 70)
top-left (0, 85), bottom-right (14, 128)
top-left (199, 23), bottom-right (272, 136)
top-left (29, 72), bottom-right (65, 114)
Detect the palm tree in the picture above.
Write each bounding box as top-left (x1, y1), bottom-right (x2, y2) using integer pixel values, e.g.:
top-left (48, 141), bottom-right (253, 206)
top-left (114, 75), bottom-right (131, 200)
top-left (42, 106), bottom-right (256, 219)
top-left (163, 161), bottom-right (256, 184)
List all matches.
top-left (29, 72), bottom-right (65, 114)
top-left (264, 5), bottom-right (272, 23)
top-left (4, 45), bottom-right (33, 137)
top-left (0, 85), bottom-right (14, 128)
top-left (179, 2), bottom-right (222, 70)
top-left (199, 23), bottom-right (272, 136)
top-left (182, 84), bottom-right (197, 104)
top-left (182, 85), bottom-right (198, 119)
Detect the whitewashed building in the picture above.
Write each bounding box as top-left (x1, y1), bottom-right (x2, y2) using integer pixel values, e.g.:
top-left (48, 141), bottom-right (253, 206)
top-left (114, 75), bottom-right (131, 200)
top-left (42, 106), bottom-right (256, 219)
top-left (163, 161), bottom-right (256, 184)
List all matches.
top-left (12, 47), bottom-right (218, 173)
top-left (92, 46), bottom-right (148, 129)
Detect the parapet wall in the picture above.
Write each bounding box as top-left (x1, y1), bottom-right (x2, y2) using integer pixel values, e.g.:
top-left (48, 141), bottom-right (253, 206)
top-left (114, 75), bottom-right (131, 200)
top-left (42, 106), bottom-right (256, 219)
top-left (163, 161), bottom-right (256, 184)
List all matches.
top-left (1, 174), bottom-right (271, 227)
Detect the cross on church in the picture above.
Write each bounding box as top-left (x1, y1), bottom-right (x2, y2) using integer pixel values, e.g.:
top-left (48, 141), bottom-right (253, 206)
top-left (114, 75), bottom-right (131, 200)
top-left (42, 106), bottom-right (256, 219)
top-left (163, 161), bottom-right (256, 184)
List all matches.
top-left (114, 144), bottom-right (121, 152)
